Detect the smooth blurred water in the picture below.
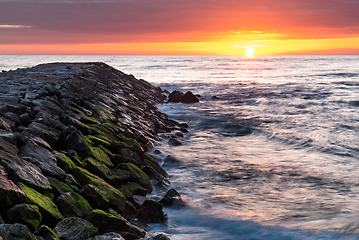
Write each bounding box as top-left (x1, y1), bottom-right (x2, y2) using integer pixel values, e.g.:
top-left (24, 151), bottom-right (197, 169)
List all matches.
top-left (2, 55), bottom-right (359, 239)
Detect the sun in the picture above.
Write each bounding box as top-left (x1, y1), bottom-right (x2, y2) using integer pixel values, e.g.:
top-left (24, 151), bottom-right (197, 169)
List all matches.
top-left (246, 48), bottom-right (255, 56)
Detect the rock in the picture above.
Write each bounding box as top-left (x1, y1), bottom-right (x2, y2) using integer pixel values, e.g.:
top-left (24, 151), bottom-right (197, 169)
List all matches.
top-left (0, 117), bottom-right (12, 132)
top-left (168, 90), bottom-right (184, 102)
top-left (0, 223), bottom-right (38, 240)
top-left (138, 199), bottom-right (167, 223)
top-left (0, 170), bottom-right (27, 209)
top-left (53, 217), bottom-right (98, 240)
top-left (79, 184), bottom-right (110, 210)
top-left (152, 233), bottom-right (171, 240)
top-left (163, 155), bottom-right (182, 167)
top-left (168, 138), bottom-right (182, 146)
top-left (34, 225), bottom-right (60, 240)
top-left (60, 126), bottom-right (89, 154)
top-left (19, 141), bottom-right (66, 180)
top-left (177, 123), bottom-right (188, 129)
top-left (27, 122), bottom-right (60, 147)
top-left (0, 150), bottom-right (52, 192)
top-left (85, 209), bottom-right (145, 239)
top-left (53, 152), bottom-right (77, 173)
top-left (54, 192), bottom-right (93, 218)
top-left (19, 183), bottom-right (64, 227)
top-left (0, 130), bottom-right (17, 146)
top-left (160, 189), bottom-right (186, 208)
top-left (89, 232), bottom-right (124, 240)
top-left (2, 203), bottom-right (42, 231)
top-left (119, 163), bottom-right (153, 193)
top-left (0, 136), bottom-right (18, 155)
top-left (47, 177), bottom-right (74, 196)
top-left (119, 182), bottom-right (147, 199)
top-left (180, 91), bottom-right (199, 103)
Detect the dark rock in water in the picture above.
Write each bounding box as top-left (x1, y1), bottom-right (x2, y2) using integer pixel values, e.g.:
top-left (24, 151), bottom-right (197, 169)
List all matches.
top-left (168, 137), bottom-right (182, 146)
top-left (138, 199), bottom-right (167, 223)
top-left (54, 192), bottom-right (93, 218)
top-left (163, 155), bottom-right (182, 167)
top-left (180, 91), bottom-right (199, 103)
top-left (34, 225), bottom-right (60, 240)
top-left (160, 188), bottom-right (186, 209)
top-left (90, 232), bottom-right (125, 240)
top-left (85, 209), bottom-right (145, 239)
top-left (152, 233), bottom-right (171, 240)
top-left (2, 203), bottom-right (42, 231)
top-left (212, 95), bottom-right (220, 99)
top-left (53, 217), bottom-right (98, 240)
top-left (177, 123), bottom-right (188, 128)
top-left (168, 90), bottom-right (184, 102)
top-left (0, 223), bottom-right (38, 240)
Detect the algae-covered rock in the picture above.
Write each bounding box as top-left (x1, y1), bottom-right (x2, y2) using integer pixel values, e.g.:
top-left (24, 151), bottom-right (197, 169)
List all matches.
top-left (47, 177), bottom-right (74, 197)
top-left (79, 184), bottom-right (110, 210)
top-left (0, 223), bottom-right (38, 240)
top-left (83, 157), bottom-right (120, 186)
top-left (121, 163), bottom-right (153, 193)
top-left (2, 203), bottom-right (42, 232)
top-left (53, 217), bottom-right (98, 240)
top-left (119, 182), bottom-right (147, 199)
top-left (19, 183), bottom-right (64, 226)
top-left (54, 152), bottom-right (77, 173)
top-left (54, 192), bottom-right (93, 218)
top-left (138, 199), bottom-right (167, 223)
top-left (88, 146), bottom-right (113, 168)
top-left (34, 225), bottom-right (60, 240)
top-left (72, 167), bottom-right (128, 213)
top-left (86, 209), bottom-right (145, 239)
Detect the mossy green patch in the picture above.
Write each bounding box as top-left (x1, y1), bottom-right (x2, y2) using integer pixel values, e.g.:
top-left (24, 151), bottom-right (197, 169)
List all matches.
top-left (125, 138), bottom-right (144, 152)
top-left (55, 152), bottom-right (77, 173)
top-left (34, 225), bottom-right (60, 240)
top-left (55, 192), bottom-right (93, 218)
top-left (124, 163), bottom-right (152, 193)
top-left (83, 157), bottom-right (119, 184)
top-left (87, 135), bottom-right (111, 148)
top-left (72, 167), bottom-right (127, 212)
top-left (19, 183), bottom-right (64, 221)
top-left (119, 182), bottom-right (146, 199)
top-left (80, 114), bottom-right (99, 125)
top-left (95, 105), bottom-right (111, 116)
top-left (48, 177), bottom-right (74, 195)
top-left (88, 146), bottom-right (114, 168)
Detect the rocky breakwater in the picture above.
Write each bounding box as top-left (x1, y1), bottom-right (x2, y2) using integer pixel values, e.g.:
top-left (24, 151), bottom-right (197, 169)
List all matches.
top-left (0, 62), bottom-right (186, 240)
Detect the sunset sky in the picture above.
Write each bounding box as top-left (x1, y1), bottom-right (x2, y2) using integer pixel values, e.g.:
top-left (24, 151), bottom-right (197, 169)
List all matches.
top-left (1, 0), bottom-right (359, 55)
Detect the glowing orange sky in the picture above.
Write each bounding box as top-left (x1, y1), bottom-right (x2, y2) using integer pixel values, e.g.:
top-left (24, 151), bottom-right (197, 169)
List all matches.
top-left (0, 0), bottom-right (359, 55)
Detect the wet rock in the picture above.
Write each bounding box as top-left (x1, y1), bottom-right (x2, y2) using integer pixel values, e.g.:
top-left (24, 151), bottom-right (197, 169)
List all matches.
top-left (86, 209), bottom-right (145, 239)
top-left (0, 223), bottom-right (38, 240)
top-left (89, 232), bottom-right (124, 240)
top-left (0, 150), bottom-right (52, 192)
top-left (138, 199), bottom-right (167, 223)
top-left (180, 91), bottom-right (199, 103)
top-left (54, 192), bottom-right (93, 218)
top-left (53, 217), bottom-right (98, 240)
top-left (60, 126), bottom-right (89, 153)
top-left (163, 155), bottom-right (182, 167)
top-left (34, 225), bottom-right (60, 240)
top-left (2, 203), bottom-right (42, 231)
top-left (47, 177), bottom-right (74, 197)
top-left (118, 163), bottom-right (153, 193)
top-left (168, 90), bottom-right (184, 102)
top-left (160, 189), bottom-right (186, 208)
top-left (168, 137), bottom-right (182, 146)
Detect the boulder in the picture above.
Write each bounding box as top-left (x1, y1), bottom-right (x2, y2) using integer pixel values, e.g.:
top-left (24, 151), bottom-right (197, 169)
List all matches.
top-left (0, 150), bottom-right (52, 192)
top-left (0, 223), bottom-right (38, 240)
top-left (19, 141), bottom-right (66, 180)
top-left (0, 137), bottom-right (18, 155)
top-left (0, 171), bottom-right (26, 209)
top-left (60, 126), bottom-right (89, 154)
top-left (0, 130), bottom-right (17, 146)
top-left (168, 138), bottom-right (182, 146)
top-left (0, 117), bottom-right (12, 132)
top-left (79, 184), bottom-right (110, 210)
top-left (88, 232), bottom-right (124, 240)
top-left (138, 199), bottom-right (167, 223)
top-left (54, 152), bottom-right (77, 173)
top-left (47, 177), bottom-right (74, 197)
top-left (53, 217), bottom-right (98, 240)
top-left (54, 192), bottom-right (93, 218)
top-left (163, 155), bottom-right (182, 167)
top-left (119, 163), bottom-right (152, 193)
top-left (160, 189), bottom-right (186, 208)
top-left (2, 203), bottom-right (42, 231)
top-left (34, 225), bottom-right (60, 240)
top-left (27, 122), bottom-right (60, 147)
top-left (168, 90), bottom-right (184, 102)
top-left (19, 183), bottom-right (64, 227)
top-left (86, 209), bottom-right (145, 239)
top-left (180, 91), bottom-right (199, 103)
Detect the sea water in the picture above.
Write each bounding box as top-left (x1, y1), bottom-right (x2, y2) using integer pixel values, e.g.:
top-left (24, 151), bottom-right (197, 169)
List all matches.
top-left (2, 55), bottom-right (359, 239)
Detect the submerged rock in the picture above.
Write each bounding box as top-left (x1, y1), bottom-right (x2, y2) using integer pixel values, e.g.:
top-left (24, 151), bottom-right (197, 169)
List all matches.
top-left (181, 91), bottom-right (199, 103)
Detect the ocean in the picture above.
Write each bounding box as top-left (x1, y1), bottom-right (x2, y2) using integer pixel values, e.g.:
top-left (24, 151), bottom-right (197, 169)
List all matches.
top-left (2, 55), bottom-right (359, 239)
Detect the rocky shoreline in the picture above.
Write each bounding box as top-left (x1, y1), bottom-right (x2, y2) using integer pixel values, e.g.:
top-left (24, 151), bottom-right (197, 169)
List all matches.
top-left (0, 62), bottom-right (186, 240)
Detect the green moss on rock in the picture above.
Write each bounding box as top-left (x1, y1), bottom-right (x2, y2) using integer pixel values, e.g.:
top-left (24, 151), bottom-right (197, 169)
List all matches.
top-left (19, 183), bottom-right (64, 223)
top-left (83, 157), bottom-right (120, 185)
top-left (54, 192), bottom-right (93, 218)
top-left (124, 163), bottom-right (152, 193)
top-left (125, 138), bottom-right (144, 152)
top-left (119, 182), bottom-right (146, 199)
top-left (87, 135), bottom-right (111, 148)
top-left (55, 152), bottom-right (77, 173)
top-left (48, 177), bottom-right (74, 196)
